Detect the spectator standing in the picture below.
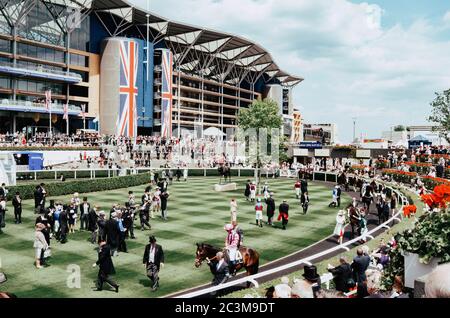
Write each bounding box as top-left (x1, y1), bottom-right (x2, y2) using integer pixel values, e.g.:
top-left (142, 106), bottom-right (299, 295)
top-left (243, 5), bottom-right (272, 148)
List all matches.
top-left (33, 223), bottom-right (48, 269)
top-left (93, 241), bottom-right (119, 293)
top-left (327, 257), bottom-right (354, 293)
top-left (12, 192), bottom-right (22, 224)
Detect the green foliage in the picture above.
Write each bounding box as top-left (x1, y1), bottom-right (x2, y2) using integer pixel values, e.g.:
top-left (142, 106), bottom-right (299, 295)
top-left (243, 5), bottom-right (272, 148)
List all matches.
top-left (6, 173), bottom-right (153, 201)
top-left (237, 98), bottom-right (283, 130)
top-left (427, 89), bottom-right (450, 142)
top-left (382, 212), bottom-right (450, 289)
top-left (398, 212), bottom-right (450, 264)
top-left (381, 245), bottom-right (404, 289)
top-left (393, 125), bottom-right (406, 132)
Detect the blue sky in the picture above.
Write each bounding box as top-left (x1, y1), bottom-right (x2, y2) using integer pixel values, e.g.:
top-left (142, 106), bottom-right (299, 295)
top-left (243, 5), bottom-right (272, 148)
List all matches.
top-left (131, 0), bottom-right (450, 143)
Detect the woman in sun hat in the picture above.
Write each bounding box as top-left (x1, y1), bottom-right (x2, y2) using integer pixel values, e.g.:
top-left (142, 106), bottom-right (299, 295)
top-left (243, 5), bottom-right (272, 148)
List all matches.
top-left (334, 210), bottom-right (346, 245)
top-left (33, 223), bottom-right (48, 269)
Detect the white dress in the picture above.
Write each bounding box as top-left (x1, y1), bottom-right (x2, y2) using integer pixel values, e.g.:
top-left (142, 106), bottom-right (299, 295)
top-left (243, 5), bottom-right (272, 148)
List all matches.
top-left (333, 214), bottom-right (346, 236)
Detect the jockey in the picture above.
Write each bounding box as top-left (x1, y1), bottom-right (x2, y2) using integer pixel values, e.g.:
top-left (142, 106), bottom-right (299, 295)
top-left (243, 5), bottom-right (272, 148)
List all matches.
top-left (224, 224), bottom-right (241, 273)
top-left (294, 180), bottom-right (301, 199)
top-left (262, 182), bottom-right (270, 201)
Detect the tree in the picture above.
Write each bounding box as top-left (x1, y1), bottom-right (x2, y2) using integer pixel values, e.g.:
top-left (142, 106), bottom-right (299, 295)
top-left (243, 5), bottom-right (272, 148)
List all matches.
top-left (428, 89), bottom-right (450, 142)
top-left (393, 125), bottom-right (405, 132)
top-left (237, 98), bottom-right (283, 186)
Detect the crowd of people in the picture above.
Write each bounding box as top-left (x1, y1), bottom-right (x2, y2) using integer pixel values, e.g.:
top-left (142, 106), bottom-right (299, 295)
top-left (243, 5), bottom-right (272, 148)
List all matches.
top-left (0, 175), bottom-right (175, 293)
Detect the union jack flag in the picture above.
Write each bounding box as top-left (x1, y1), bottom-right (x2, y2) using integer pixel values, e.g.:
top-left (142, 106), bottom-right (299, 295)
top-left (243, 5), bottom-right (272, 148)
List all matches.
top-left (63, 103), bottom-right (69, 120)
top-left (45, 90), bottom-right (52, 111)
top-left (117, 40), bottom-right (138, 138)
top-left (161, 49), bottom-right (173, 138)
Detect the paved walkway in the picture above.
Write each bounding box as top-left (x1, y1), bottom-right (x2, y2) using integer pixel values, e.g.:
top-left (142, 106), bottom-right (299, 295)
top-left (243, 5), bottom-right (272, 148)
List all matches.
top-left (167, 182), bottom-right (399, 298)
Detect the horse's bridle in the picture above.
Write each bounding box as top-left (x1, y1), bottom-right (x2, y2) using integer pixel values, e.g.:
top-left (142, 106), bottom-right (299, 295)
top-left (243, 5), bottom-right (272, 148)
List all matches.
top-left (194, 250), bottom-right (217, 268)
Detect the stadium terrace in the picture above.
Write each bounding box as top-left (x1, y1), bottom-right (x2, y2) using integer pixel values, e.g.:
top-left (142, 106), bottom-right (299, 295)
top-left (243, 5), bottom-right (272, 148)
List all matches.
top-left (0, 0), bottom-right (302, 139)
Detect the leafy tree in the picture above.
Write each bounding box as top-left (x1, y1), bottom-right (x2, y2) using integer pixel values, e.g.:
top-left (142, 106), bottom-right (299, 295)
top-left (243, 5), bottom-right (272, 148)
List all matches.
top-left (393, 125), bottom-right (405, 132)
top-left (237, 98), bottom-right (283, 185)
top-left (428, 89), bottom-right (450, 142)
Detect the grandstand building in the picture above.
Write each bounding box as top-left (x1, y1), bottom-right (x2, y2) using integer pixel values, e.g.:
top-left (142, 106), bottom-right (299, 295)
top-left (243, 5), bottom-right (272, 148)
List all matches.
top-left (0, 0), bottom-right (302, 138)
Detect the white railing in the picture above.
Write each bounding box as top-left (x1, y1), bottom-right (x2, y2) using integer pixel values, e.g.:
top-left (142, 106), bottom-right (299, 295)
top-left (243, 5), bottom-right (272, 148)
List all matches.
top-left (16, 167), bottom-right (257, 181)
top-left (175, 180), bottom-right (408, 298)
top-left (0, 61), bottom-right (82, 81)
top-left (1, 99), bottom-right (81, 112)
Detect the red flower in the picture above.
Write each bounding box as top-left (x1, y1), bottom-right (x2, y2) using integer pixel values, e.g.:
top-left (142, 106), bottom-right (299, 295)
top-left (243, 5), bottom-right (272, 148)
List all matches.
top-left (403, 205), bottom-right (417, 218)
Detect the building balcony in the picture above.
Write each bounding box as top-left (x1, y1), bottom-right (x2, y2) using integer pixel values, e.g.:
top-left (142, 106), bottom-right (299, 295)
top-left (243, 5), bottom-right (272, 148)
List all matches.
top-left (0, 61), bottom-right (82, 84)
top-left (154, 119), bottom-right (161, 126)
top-left (154, 65), bottom-right (162, 73)
top-left (0, 99), bottom-right (82, 115)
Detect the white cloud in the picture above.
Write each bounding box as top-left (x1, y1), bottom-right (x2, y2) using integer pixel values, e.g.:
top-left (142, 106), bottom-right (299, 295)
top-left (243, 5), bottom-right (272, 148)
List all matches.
top-left (130, 0), bottom-right (450, 142)
top-left (444, 11), bottom-right (450, 23)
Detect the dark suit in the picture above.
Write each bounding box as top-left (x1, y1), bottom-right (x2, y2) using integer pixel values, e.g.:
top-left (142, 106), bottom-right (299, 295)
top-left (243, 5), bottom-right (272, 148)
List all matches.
top-left (105, 219), bottom-right (119, 254)
top-left (79, 202), bottom-right (90, 230)
top-left (300, 180), bottom-right (308, 194)
top-left (208, 260), bottom-right (230, 286)
top-left (58, 210), bottom-right (69, 243)
top-left (278, 203), bottom-right (289, 229)
top-left (143, 244), bottom-right (165, 270)
top-left (328, 263), bottom-right (353, 292)
top-left (352, 255), bottom-right (371, 284)
top-left (12, 195), bottom-right (22, 223)
top-left (87, 210), bottom-right (98, 243)
top-left (160, 192), bottom-right (169, 219)
top-left (143, 244), bottom-right (165, 288)
top-left (96, 244), bottom-right (118, 291)
top-left (266, 197), bottom-right (275, 224)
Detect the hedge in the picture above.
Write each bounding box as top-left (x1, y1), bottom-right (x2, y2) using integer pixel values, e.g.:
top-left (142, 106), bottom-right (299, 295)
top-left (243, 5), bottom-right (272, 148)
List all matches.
top-left (7, 173), bottom-right (153, 201)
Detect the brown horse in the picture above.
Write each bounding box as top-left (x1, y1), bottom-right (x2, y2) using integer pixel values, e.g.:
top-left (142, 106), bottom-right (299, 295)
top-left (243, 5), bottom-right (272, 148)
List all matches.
top-left (194, 243), bottom-right (259, 287)
top-left (348, 205), bottom-right (361, 239)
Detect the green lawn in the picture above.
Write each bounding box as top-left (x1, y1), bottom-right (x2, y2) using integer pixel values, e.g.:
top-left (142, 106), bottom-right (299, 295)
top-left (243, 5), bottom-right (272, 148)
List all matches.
top-left (0, 177), bottom-right (350, 298)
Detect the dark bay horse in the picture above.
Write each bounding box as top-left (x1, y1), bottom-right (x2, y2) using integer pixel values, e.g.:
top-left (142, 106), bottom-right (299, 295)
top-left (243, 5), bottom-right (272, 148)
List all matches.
top-left (194, 243), bottom-right (259, 287)
top-left (348, 205), bottom-right (361, 239)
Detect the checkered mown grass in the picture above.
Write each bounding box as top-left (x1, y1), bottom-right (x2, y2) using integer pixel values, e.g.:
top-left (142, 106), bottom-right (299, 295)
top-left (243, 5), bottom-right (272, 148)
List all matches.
top-left (0, 177), bottom-right (350, 298)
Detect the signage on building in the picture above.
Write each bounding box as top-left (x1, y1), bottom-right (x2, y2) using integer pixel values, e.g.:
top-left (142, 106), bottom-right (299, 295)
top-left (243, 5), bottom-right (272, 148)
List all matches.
top-left (315, 149), bottom-right (330, 157)
top-left (300, 141), bottom-right (322, 149)
top-left (356, 150), bottom-right (371, 158)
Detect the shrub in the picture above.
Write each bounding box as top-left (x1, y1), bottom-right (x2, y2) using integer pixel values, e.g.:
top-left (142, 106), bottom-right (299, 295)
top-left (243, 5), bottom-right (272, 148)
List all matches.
top-left (6, 173), bottom-right (153, 201)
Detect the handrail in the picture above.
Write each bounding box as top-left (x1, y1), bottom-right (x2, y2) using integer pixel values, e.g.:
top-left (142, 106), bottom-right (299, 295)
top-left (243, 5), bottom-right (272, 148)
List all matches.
top-left (175, 180), bottom-right (408, 298)
top-left (0, 99), bottom-right (81, 111)
top-left (0, 61), bottom-right (82, 80)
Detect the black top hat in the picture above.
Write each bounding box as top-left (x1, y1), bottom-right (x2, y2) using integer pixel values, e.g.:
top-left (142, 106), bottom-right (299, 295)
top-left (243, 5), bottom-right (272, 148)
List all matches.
top-left (302, 265), bottom-right (320, 282)
top-left (149, 236), bottom-right (157, 243)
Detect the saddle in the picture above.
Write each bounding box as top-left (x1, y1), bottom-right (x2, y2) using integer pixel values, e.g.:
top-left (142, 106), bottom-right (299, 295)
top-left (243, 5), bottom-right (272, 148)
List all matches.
top-left (223, 248), bottom-right (243, 264)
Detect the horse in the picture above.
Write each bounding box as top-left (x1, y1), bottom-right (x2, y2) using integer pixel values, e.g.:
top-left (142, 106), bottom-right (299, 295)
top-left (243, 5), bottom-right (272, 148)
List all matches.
top-left (347, 205), bottom-right (361, 239)
top-left (218, 165), bottom-right (231, 184)
top-left (194, 243), bottom-right (259, 287)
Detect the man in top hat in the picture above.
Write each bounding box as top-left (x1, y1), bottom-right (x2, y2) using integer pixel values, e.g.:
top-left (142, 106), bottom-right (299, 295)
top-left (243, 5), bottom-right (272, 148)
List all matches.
top-left (143, 236), bottom-right (165, 291)
top-left (12, 191), bottom-right (22, 224)
top-left (88, 205), bottom-right (99, 244)
top-left (278, 200), bottom-right (290, 230)
top-left (160, 190), bottom-right (170, 221)
top-left (79, 197), bottom-right (90, 231)
top-left (291, 265), bottom-right (321, 298)
top-left (93, 241), bottom-right (119, 293)
top-left (266, 193), bottom-right (276, 226)
top-left (0, 195), bottom-right (6, 234)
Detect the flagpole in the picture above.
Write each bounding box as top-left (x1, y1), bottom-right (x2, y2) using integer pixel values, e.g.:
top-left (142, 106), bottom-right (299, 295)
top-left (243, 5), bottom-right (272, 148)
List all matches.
top-left (66, 103), bottom-right (69, 135)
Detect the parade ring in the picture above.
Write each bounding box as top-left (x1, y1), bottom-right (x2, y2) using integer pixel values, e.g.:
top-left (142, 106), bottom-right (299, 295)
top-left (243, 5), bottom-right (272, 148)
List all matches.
top-left (0, 177), bottom-right (352, 298)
